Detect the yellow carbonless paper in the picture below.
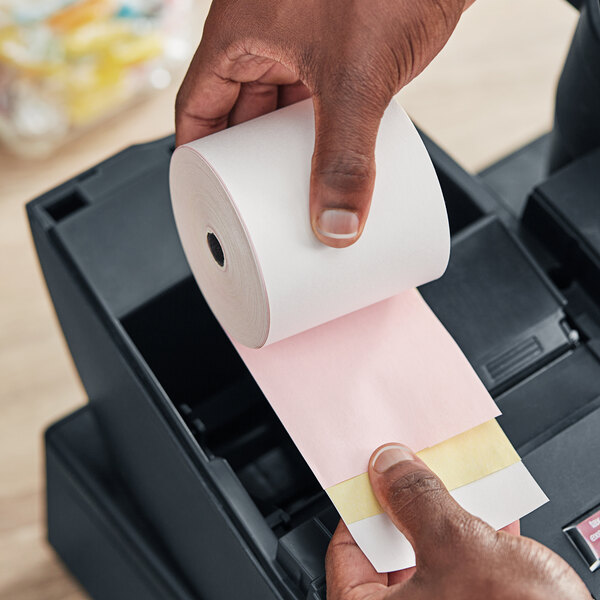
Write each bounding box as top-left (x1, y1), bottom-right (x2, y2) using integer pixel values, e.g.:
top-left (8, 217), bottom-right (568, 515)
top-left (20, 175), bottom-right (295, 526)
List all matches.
top-left (326, 419), bottom-right (520, 524)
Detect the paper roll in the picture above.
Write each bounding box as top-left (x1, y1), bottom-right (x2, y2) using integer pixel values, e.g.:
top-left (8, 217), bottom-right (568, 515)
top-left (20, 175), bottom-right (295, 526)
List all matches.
top-left (170, 99), bottom-right (548, 573)
top-left (170, 98), bottom-right (450, 348)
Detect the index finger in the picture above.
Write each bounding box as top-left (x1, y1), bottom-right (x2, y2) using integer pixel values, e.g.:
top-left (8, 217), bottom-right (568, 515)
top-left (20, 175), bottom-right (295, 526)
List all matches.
top-left (175, 54), bottom-right (241, 146)
top-left (326, 520), bottom-right (388, 599)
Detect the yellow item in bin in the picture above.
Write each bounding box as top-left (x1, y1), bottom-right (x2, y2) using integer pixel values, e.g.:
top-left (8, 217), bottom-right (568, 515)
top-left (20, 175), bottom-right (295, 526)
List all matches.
top-left (60, 60), bottom-right (124, 124)
top-left (0, 0), bottom-right (192, 157)
top-left (63, 20), bottom-right (130, 57)
top-left (47, 0), bottom-right (116, 32)
top-left (108, 33), bottom-right (163, 66)
top-left (68, 81), bottom-right (125, 125)
top-left (59, 61), bottom-right (120, 94)
top-left (0, 26), bottom-right (63, 76)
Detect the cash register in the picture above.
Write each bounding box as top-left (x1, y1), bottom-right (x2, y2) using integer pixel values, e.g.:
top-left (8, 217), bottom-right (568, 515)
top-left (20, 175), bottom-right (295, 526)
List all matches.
top-left (30, 0), bottom-right (600, 597)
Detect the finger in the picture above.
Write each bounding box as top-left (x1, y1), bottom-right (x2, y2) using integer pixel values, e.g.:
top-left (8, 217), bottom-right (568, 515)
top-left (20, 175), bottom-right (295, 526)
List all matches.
top-left (252, 60), bottom-right (300, 86)
top-left (325, 520), bottom-right (387, 600)
top-left (310, 93), bottom-right (385, 248)
top-left (175, 40), bottom-right (280, 144)
top-left (278, 81), bottom-right (311, 108)
top-left (501, 520), bottom-right (520, 536)
top-left (176, 53), bottom-right (301, 143)
top-left (368, 444), bottom-right (489, 568)
top-left (175, 59), bottom-right (240, 146)
top-left (229, 81), bottom-right (279, 126)
top-left (229, 61), bottom-right (304, 125)
top-left (388, 566), bottom-right (416, 586)
top-left (229, 56), bottom-right (302, 125)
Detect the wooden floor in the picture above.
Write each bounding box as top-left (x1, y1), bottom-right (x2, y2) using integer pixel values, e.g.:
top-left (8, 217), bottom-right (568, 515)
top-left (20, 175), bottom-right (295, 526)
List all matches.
top-left (0, 1), bottom-right (578, 598)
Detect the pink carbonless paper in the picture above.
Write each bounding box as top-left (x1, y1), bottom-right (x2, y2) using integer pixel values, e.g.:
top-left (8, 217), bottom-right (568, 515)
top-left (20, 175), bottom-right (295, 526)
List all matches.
top-left (235, 289), bottom-right (500, 489)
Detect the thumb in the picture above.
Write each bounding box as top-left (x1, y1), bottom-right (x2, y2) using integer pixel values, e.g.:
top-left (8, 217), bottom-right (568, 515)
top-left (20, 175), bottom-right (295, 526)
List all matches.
top-left (368, 444), bottom-right (486, 567)
top-left (310, 95), bottom-right (384, 248)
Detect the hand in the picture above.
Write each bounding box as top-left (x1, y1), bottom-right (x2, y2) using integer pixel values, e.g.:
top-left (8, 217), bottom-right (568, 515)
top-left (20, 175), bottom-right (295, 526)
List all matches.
top-left (175, 0), bottom-right (473, 247)
top-left (326, 444), bottom-right (591, 600)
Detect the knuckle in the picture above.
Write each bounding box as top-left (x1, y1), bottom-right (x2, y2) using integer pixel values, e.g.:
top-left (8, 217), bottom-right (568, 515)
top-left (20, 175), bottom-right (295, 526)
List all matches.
top-left (387, 470), bottom-right (445, 516)
top-left (174, 85), bottom-right (190, 115)
top-left (314, 149), bottom-right (372, 178)
top-left (312, 149), bottom-right (374, 193)
top-left (428, 0), bottom-right (463, 31)
top-left (495, 535), bottom-right (590, 597)
top-left (514, 536), bottom-right (568, 578)
top-left (446, 513), bottom-right (493, 545)
top-left (296, 45), bottom-right (317, 85)
top-left (178, 105), bottom-right (228, 131)
top-left (322, 56), bottom-right (392, 109)
top-left (433, 515), bottom-right (496, 570)
top-left (313, 37), bottom-right (394, 110)
top-left (243, 80), bottom-right (276, 98)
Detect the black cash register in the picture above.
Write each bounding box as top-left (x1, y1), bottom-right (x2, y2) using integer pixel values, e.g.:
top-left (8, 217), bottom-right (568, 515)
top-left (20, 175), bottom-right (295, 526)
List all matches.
top-left (32, 1), bottom-right (600, 597)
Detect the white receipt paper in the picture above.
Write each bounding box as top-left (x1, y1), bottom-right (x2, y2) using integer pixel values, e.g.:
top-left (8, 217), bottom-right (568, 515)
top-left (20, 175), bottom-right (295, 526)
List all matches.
top-left (170, 98), bottom-right (450, 349)
top-left (170, 98), bottom-right (547, 573)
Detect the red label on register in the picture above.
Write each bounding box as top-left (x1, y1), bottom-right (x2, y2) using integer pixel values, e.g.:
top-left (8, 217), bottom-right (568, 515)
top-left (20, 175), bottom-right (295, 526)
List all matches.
top-left (576, 509), bottom-right (600, 558)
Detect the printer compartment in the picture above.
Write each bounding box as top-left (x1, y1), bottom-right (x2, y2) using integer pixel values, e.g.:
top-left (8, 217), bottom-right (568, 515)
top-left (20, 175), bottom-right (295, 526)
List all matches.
top-left (117, 215), bottom-right (575, 538)
top-left (121, 277), bottom-right (327, 536)
top-left (28, 134), bottom-right (600, 599)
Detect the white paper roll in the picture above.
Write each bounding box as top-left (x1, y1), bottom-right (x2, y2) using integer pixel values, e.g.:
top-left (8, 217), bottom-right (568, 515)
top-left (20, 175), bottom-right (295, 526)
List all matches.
top-left (170, 98), bottom-right (450, 348)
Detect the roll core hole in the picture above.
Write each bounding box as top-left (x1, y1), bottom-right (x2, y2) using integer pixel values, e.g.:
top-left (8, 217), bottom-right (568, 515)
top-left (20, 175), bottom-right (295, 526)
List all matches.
top-left (207, 231), bottom-right (225, 268)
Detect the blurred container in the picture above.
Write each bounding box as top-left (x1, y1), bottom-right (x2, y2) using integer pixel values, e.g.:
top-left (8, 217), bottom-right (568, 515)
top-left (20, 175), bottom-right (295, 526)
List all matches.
top-left (0, 0), bottom-right (193, 157)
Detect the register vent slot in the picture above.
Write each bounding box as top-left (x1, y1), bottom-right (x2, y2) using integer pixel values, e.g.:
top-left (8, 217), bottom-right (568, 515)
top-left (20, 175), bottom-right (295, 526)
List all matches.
top-left (485, 337), bottom-right (543, 381)
top-left (121, 277), bottom-right (326, 536)
top-left (45, 189), bottom-right (88, 222)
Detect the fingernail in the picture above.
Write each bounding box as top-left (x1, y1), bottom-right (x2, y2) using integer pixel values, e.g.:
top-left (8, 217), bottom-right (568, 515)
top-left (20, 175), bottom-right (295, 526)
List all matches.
top-left (316, 209), bottom-right (360, 240)
top-left (372, 444), bottom-right (415, 473)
